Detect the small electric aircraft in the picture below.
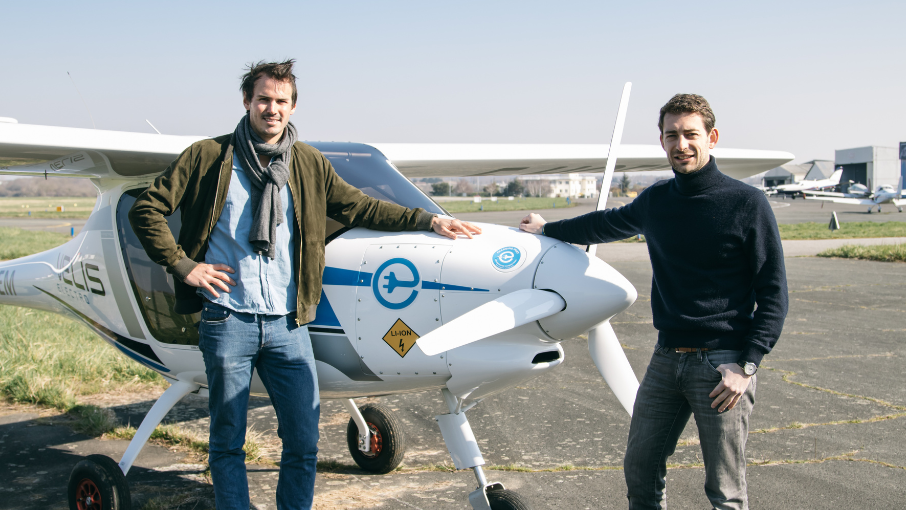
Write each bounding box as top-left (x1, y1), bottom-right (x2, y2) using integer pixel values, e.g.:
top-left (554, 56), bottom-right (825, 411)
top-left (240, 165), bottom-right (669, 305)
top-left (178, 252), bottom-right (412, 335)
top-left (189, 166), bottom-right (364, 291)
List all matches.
top-left (804, 178), bottom-right (905, 213)
top-left (0, 84), bottom-right (793, 509)
top-left (767, 167), bottom-right (843, 198)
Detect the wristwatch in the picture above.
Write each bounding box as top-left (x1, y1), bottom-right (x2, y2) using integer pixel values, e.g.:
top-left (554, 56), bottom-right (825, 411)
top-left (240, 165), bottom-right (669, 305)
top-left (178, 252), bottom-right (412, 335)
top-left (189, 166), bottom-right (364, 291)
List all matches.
top-left (737, 361), bottom-right (758, 376)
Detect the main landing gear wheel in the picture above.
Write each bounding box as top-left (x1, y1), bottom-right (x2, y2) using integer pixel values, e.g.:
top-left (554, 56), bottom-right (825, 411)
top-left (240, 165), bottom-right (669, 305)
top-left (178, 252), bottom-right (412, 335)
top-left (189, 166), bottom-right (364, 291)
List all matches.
top-left (487, 485), bottom-right (532, 510)
top-left (68, 454), bottom-right (132, 510)
top-left (346, 403), bottom-right (406, 474)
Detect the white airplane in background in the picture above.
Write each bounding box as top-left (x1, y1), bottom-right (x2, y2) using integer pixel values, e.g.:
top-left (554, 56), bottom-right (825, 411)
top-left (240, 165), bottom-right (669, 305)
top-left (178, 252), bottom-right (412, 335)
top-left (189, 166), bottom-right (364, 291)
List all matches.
top-left (0, 84), bottom-right (793, 510)
top-left (768, 168), bottom-right (843, 198)
top-left (804, 178), bottom-right (905, 213)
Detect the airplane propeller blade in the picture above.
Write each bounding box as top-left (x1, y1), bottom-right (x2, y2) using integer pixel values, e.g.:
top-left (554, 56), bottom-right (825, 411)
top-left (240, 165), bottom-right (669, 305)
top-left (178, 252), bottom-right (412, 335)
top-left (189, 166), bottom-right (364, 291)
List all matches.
top-left (416, 289), bottom-right (566, 356)
top-left (587, 320), bottom-right (639, 416)
top-left (588, 82), bottom-right (632, 258)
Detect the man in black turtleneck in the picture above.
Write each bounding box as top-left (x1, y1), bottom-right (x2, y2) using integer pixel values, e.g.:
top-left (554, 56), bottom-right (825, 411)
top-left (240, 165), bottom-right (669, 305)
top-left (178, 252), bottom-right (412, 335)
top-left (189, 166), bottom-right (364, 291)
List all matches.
top-left (520, 94), bottom-right (787, 510)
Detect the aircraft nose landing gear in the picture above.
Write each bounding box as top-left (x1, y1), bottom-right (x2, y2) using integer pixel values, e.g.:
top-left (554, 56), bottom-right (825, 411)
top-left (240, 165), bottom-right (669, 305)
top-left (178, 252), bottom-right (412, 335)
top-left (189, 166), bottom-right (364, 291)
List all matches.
top-left (437, 389), bottom-right (532, 510)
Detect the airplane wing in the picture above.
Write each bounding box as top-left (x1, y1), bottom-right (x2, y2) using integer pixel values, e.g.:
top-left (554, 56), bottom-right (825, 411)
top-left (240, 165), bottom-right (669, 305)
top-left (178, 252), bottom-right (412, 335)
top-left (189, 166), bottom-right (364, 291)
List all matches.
top-left (804, 195), bottom-right (872, 206)
top-left (0, 122), bottom-right (794, 181)
top-left (0, 122), bottom-right (204, 179)
top-left (368, 143), bottom-right (794, 180)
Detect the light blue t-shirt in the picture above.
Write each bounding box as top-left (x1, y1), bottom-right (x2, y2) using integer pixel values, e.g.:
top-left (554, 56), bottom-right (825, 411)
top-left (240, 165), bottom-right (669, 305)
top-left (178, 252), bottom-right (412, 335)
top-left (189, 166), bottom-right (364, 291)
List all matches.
top-left (200, 151), bottom-right (297, 314)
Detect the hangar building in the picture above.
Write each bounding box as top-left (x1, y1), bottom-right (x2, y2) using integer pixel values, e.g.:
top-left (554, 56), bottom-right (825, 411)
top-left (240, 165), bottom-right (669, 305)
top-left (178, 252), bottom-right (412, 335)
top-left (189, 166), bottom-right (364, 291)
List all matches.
top-left (761, 160), bottom-right (834, 187)
top-left (835, 146), bottom-right (900, 192)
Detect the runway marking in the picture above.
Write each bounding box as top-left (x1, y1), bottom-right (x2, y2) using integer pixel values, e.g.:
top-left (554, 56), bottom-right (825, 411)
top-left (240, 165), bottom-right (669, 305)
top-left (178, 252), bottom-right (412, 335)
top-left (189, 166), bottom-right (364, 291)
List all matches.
top-left (759, 363), bottom-right (906, 411)
top-left (792, 297), bottom-right (906, 313)
top-left (768, 201), bottom-right (791, 209)
top-left (767, 353), bottom-right (893, 362)
top-left (38, 223), bottom-right (71, 228)
top-left (747, 451), bottom-right (906, 471)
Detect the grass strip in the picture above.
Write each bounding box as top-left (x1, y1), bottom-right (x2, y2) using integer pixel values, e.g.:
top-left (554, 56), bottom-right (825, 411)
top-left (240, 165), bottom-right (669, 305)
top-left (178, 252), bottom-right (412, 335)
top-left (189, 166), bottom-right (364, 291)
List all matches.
top-left (0, 305), bottom-right (166, 408)
top-left (0, 196), bottom-right (96, 219)
top-left (817, 243), bottom-right (906, 262)
top-left (442, 197), bottom-right (576, 213)
top-left (778, 221), bottom-right (906, 240)
top-left (608, 221), bottom-right (906, 244)
top-left (0, 227), bottom-right (72, 260)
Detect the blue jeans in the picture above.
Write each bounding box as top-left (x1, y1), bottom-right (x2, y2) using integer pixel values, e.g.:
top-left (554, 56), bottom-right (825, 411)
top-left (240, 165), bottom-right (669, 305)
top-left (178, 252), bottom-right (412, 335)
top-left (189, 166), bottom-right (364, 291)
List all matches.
top-left (199, 302), bottom-right (320, 510)
top-left (624, 345), bottom-right (755, 510)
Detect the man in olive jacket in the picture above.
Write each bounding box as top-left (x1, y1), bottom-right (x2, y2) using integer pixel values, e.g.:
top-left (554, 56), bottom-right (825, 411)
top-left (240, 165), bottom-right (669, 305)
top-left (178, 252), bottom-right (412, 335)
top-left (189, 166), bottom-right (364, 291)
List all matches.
top-left (129, 60), bottom-right (479, 510)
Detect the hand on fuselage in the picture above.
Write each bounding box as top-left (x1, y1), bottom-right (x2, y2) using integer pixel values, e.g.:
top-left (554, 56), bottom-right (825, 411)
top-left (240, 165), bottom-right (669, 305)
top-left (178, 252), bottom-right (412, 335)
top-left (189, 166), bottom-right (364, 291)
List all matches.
top-left (432, 217), bottom-right (482, 240)
top-left (519, 213), bottom-right (547, 235)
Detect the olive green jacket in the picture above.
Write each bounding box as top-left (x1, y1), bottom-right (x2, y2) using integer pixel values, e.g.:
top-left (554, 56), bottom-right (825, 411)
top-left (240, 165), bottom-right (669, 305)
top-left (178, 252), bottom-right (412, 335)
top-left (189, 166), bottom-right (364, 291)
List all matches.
top-left (128, 134), bottom-right (435, 324)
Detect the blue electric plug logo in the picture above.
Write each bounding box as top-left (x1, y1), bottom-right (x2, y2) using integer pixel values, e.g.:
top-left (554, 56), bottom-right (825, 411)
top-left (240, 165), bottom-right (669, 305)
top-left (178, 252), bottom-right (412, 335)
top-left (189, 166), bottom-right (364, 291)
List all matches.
top-left (373, 258), bottom-right (420, 309)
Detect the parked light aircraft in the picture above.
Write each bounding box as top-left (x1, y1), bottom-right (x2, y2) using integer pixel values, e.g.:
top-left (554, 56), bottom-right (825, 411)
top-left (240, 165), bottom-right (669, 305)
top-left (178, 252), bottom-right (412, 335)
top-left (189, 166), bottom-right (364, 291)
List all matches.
top-left (804, 178), bottom-right (905, 213)
top-left (767, 168), bottom-right (843, 198)
top-left (0, 85), bottom-right (793, 509)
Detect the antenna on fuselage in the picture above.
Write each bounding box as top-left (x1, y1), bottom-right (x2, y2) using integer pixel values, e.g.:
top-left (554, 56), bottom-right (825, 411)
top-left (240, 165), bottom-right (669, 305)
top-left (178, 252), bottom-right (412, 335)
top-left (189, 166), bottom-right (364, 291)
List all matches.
top-left (587, 82), bottom-right (632, 257)
top-left (67, 71), bottom-right (96, 129)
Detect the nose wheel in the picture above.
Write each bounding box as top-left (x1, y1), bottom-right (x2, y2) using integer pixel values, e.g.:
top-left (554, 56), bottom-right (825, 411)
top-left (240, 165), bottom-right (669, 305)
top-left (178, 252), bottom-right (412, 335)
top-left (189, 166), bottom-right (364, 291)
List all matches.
top-left (68, 454), bottom-right (131, 510)
top-left (346, 403), bottom-right (407, 473)
top-left (487, 485), bottom-right (531, 509)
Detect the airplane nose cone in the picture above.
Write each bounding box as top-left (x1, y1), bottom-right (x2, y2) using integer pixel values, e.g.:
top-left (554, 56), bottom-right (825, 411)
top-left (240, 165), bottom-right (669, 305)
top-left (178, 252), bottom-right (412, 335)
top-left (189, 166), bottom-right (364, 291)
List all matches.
top-left (533, 243), bottom-right (637, 340)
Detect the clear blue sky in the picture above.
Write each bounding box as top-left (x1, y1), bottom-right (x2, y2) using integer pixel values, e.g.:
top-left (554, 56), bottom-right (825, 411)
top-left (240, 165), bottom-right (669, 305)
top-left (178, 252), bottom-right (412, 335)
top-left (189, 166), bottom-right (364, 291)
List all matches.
top-left (2, 1), bottom-right (903, 163)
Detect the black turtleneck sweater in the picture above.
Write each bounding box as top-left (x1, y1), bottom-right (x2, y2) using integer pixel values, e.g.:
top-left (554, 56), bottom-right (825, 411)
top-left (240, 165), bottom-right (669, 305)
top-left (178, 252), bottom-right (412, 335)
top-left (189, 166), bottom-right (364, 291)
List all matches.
top-left (544, 157), bottom-right (787, 366)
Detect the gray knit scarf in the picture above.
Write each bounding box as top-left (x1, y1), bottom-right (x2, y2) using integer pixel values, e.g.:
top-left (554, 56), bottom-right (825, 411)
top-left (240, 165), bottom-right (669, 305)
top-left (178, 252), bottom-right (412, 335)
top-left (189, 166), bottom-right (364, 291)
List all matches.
top-left (233, 114), bottom-right (297, 259)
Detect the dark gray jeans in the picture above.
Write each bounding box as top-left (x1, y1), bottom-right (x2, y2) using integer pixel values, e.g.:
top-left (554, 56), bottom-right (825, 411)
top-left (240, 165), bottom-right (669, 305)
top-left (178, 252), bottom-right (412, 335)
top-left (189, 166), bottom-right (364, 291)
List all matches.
top-left (624, 345), bottom-right (756, 510)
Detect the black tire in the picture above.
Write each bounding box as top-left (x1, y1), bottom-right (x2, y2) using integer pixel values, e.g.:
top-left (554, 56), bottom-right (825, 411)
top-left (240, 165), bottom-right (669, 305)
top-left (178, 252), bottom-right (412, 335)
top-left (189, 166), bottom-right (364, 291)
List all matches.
top-left (68, 454), bottom-right (132, 510)
top-left (346, 403), bottom-right (406, 474)
top-left (487, 487), bottom-right (531, 510)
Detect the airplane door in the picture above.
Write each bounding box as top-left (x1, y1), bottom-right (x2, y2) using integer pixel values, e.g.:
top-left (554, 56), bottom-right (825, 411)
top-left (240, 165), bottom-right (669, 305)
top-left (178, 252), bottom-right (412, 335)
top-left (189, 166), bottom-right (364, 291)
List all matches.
top-left (355, 244), bottom-right (449, 377)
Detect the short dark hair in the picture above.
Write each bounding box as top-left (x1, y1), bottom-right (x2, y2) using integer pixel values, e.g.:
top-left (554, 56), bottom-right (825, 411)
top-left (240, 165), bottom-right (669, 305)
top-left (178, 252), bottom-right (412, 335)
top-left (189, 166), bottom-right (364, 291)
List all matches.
top-left (658, 94), bottom-right (715, 134)
top-left (240, 59), bottom-right (298, 106)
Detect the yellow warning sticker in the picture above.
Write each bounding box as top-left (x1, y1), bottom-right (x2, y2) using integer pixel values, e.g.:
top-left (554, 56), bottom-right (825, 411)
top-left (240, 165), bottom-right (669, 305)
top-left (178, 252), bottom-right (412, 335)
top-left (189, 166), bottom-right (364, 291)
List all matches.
top-left (383, 318), bottom-right (419, 358)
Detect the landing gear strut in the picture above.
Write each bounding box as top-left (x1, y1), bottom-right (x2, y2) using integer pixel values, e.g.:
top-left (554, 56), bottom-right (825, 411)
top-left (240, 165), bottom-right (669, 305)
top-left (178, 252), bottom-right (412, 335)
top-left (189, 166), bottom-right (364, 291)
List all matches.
top-left (436, 389), bottom-right (532, 510)
top-left (66, 377), bottom-right (202, 510)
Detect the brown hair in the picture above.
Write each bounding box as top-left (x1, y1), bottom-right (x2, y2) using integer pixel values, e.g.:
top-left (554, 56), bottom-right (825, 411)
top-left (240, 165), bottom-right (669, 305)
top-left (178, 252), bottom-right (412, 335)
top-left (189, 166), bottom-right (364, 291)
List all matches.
top-left (658, 94), bottom-right (715, 134)
top-left (240, 59), bottom-right (298, 106)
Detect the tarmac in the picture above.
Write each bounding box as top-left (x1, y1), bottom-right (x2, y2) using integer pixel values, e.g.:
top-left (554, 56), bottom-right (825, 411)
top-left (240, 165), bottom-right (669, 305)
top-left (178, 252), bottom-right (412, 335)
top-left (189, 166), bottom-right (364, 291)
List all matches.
top-left (2, 199), bottom-right (906, 509)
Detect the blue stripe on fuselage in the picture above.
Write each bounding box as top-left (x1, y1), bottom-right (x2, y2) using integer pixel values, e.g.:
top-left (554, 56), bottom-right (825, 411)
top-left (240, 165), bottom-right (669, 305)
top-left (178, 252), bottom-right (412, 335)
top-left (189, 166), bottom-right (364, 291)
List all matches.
top-left (111, 342), bottom-right (171, 373)
top-left (322, 266), bottom-right (372, 286)
top-left (323, 266), bottom-right (487, 292)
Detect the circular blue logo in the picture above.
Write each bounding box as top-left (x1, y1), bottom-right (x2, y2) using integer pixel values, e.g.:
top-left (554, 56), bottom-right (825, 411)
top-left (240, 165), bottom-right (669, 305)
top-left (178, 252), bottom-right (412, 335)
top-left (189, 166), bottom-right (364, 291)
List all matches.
top-left (492, 247), bottom-right (522, 271)
top-left (373, 258), bottom-right (420, 309)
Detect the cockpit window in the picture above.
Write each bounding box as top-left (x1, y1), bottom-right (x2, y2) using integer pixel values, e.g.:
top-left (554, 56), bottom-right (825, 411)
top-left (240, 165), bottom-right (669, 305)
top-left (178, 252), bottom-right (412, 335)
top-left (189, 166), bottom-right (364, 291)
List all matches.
top-left (116, 189), bottom-right (199, 345)
top-left (309, 142), bottom-right (448, 216)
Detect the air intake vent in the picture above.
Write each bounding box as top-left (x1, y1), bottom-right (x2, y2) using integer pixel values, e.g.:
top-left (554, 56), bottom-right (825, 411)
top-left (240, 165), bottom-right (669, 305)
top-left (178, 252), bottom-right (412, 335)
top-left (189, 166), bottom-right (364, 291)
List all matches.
top-left (531, 351), bottom-right (561, 364)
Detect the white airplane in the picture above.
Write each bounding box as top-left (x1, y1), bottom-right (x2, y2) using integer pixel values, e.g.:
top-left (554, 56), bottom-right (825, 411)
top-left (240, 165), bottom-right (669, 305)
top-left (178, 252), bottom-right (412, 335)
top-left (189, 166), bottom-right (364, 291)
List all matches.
top-left (0, 85), bottom-right (793, 509)
top-left (768, 167), bottom-right (843, 198)
top-left (804, 178), bottom-right (905, 213)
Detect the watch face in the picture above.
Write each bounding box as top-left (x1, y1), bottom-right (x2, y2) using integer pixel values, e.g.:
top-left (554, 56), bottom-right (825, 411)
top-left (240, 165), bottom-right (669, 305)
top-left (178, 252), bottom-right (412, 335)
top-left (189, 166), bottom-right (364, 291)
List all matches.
top-left (743, 363), bottom-right (756, 376)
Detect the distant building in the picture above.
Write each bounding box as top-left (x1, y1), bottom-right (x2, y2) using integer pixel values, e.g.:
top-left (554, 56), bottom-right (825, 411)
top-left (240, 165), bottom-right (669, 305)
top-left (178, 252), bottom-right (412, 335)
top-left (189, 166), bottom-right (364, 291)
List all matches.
top-left (521, 174), bottom-right (598, 198)
top-left (762, 165), bottom-right (798, 187)
top-left (899, 142), bottom-right (906, 184)
top-left (835, 146), bottom-right (900, 192)
top-left (761, 160), bottom-right (834, 187)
